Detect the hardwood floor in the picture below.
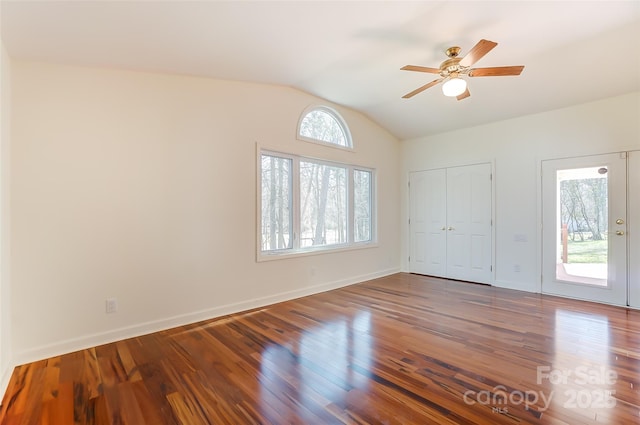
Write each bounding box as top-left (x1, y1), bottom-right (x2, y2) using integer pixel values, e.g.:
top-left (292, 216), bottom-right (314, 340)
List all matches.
top-left (1, 273), bottom-right (639, 424)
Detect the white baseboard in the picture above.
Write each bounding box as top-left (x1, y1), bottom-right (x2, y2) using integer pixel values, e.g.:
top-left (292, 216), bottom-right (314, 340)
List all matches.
top-left (13, 268), bottom-right (400, 368)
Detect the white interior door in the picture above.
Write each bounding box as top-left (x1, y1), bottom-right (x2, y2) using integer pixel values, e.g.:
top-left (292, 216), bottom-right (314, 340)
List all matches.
top-left (409, 170), bottom-right (446, 277)
top-left (542, 153), bottom-right (627, 306)
top-left (446, 164), bottom-right (492, 283)
top-left (629, 151), bottom-right (640, 308)
top-left (409, 164), bottom-right (492, 284)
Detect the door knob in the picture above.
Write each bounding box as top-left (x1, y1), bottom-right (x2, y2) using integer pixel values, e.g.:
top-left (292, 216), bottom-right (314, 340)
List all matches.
top-left (441, 227), bottom-right (446, 231)
top-left (616, 230), bottom-right (624, 236)
top-left (448, 227), bottom-right (454, 231)
top-left (616, 219), bottom-right (624, 225)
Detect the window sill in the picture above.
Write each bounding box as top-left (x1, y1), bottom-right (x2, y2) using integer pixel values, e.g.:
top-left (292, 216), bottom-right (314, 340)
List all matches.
top-left (256, 241), bottom-right (378, 262)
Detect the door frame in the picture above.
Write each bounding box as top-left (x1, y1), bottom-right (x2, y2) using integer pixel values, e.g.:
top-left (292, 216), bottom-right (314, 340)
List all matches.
top-left (537, 150), bottom-right (638, 307)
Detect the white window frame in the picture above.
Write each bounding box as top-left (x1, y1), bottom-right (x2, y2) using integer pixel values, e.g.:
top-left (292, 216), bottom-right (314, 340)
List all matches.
top-left (296, 105), bottom-right (354, 151)
top-left (257, 148), bottom-right (376, 261)
top-left (352, 168), bottom-right (374, 243)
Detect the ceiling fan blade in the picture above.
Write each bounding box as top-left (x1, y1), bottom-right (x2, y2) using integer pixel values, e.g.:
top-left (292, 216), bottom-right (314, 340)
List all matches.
top-left (456, 88), bottom-right (470, 101)
top-left (469, 66), bottom-right (524, 77)
top-left (459, 39), bottom-right (498, 67)
top-left (402, 79), bottom-right (443, 99)
top-left (401, 65), bottom-right (441, 74)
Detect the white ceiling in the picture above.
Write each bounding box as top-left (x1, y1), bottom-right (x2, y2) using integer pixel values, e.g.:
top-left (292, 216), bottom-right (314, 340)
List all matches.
top-left (1, 1), bottom-right (639, 140)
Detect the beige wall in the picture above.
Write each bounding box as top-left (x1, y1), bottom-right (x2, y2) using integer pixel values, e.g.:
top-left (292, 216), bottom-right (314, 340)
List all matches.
top-left (10, 61), bottom-right (401, 363)
top-left (401, 92), bottom-right (640, 292)
top-left (1, 41), bottom-right (12, 391)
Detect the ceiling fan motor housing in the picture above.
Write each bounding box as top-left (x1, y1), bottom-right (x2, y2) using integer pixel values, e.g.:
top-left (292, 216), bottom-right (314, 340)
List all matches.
top-left (440, 57), bottom-right (467, 78)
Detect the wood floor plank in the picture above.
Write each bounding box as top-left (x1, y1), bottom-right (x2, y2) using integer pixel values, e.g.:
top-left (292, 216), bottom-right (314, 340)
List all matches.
top-left (1, 273), bottom-right (639, 424)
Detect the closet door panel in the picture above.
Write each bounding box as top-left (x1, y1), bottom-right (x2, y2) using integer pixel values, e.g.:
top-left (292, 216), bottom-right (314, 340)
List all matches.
top-left (409, 170), bottom-right (447, 277)
top-left (446, 164), bottom-right (492, 283)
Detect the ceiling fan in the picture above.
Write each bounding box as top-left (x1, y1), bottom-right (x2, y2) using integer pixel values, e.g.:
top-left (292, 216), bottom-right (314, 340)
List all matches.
top-left (401, 39), bottom-right (524, 100)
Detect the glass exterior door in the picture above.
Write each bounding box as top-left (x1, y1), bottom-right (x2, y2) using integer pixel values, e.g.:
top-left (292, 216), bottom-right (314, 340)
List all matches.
top-left (542, 153), bottom-right (627, 306)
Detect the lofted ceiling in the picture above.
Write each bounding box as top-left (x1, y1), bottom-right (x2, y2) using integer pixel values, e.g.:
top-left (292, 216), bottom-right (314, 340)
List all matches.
top-left (1, 1), bottom-right (639, 140)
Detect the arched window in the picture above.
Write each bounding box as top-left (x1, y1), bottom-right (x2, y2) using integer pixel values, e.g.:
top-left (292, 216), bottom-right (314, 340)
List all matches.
top-left (297, 106), bottom-right (353, 149)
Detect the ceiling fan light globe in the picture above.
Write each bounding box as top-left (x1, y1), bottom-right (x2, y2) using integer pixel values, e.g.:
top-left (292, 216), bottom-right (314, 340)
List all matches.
top-left (442, 78), bottom-right (467, 97)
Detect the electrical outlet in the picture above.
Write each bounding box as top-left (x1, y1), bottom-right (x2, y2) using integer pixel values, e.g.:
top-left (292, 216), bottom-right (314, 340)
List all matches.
top-left (105, 298), bottom-right (118, 314)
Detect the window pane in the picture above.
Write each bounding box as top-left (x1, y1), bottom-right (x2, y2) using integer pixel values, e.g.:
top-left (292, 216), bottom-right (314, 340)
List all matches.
top-left (556, 166), bottom-right (608, 285)
top-left (354, 170), bottom-right (372, 242)
top-left (300, 161), bottom-right (347, 247)
top-left (261, 155), bottom-right (292, 251)
top-left (299, 109), bottom-right (348, 147)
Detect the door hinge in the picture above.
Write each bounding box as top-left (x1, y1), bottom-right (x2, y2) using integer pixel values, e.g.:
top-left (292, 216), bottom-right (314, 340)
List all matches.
top-left (408, 256), bottom-right (411, 262)
top-left (490, 173), bottom-right (493, 181)
top-left (408, 218), bottom-right (411, 225)
top-left (490, 265), bottom-right (493, 272)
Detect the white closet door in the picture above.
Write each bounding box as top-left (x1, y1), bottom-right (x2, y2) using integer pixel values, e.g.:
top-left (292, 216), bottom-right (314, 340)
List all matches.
top-left (409, 169), bottom-right (447, 277)
top-left (629, 151), bottom-right (640, 308)
top-left (446, 164), bottom-right (492, 283)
